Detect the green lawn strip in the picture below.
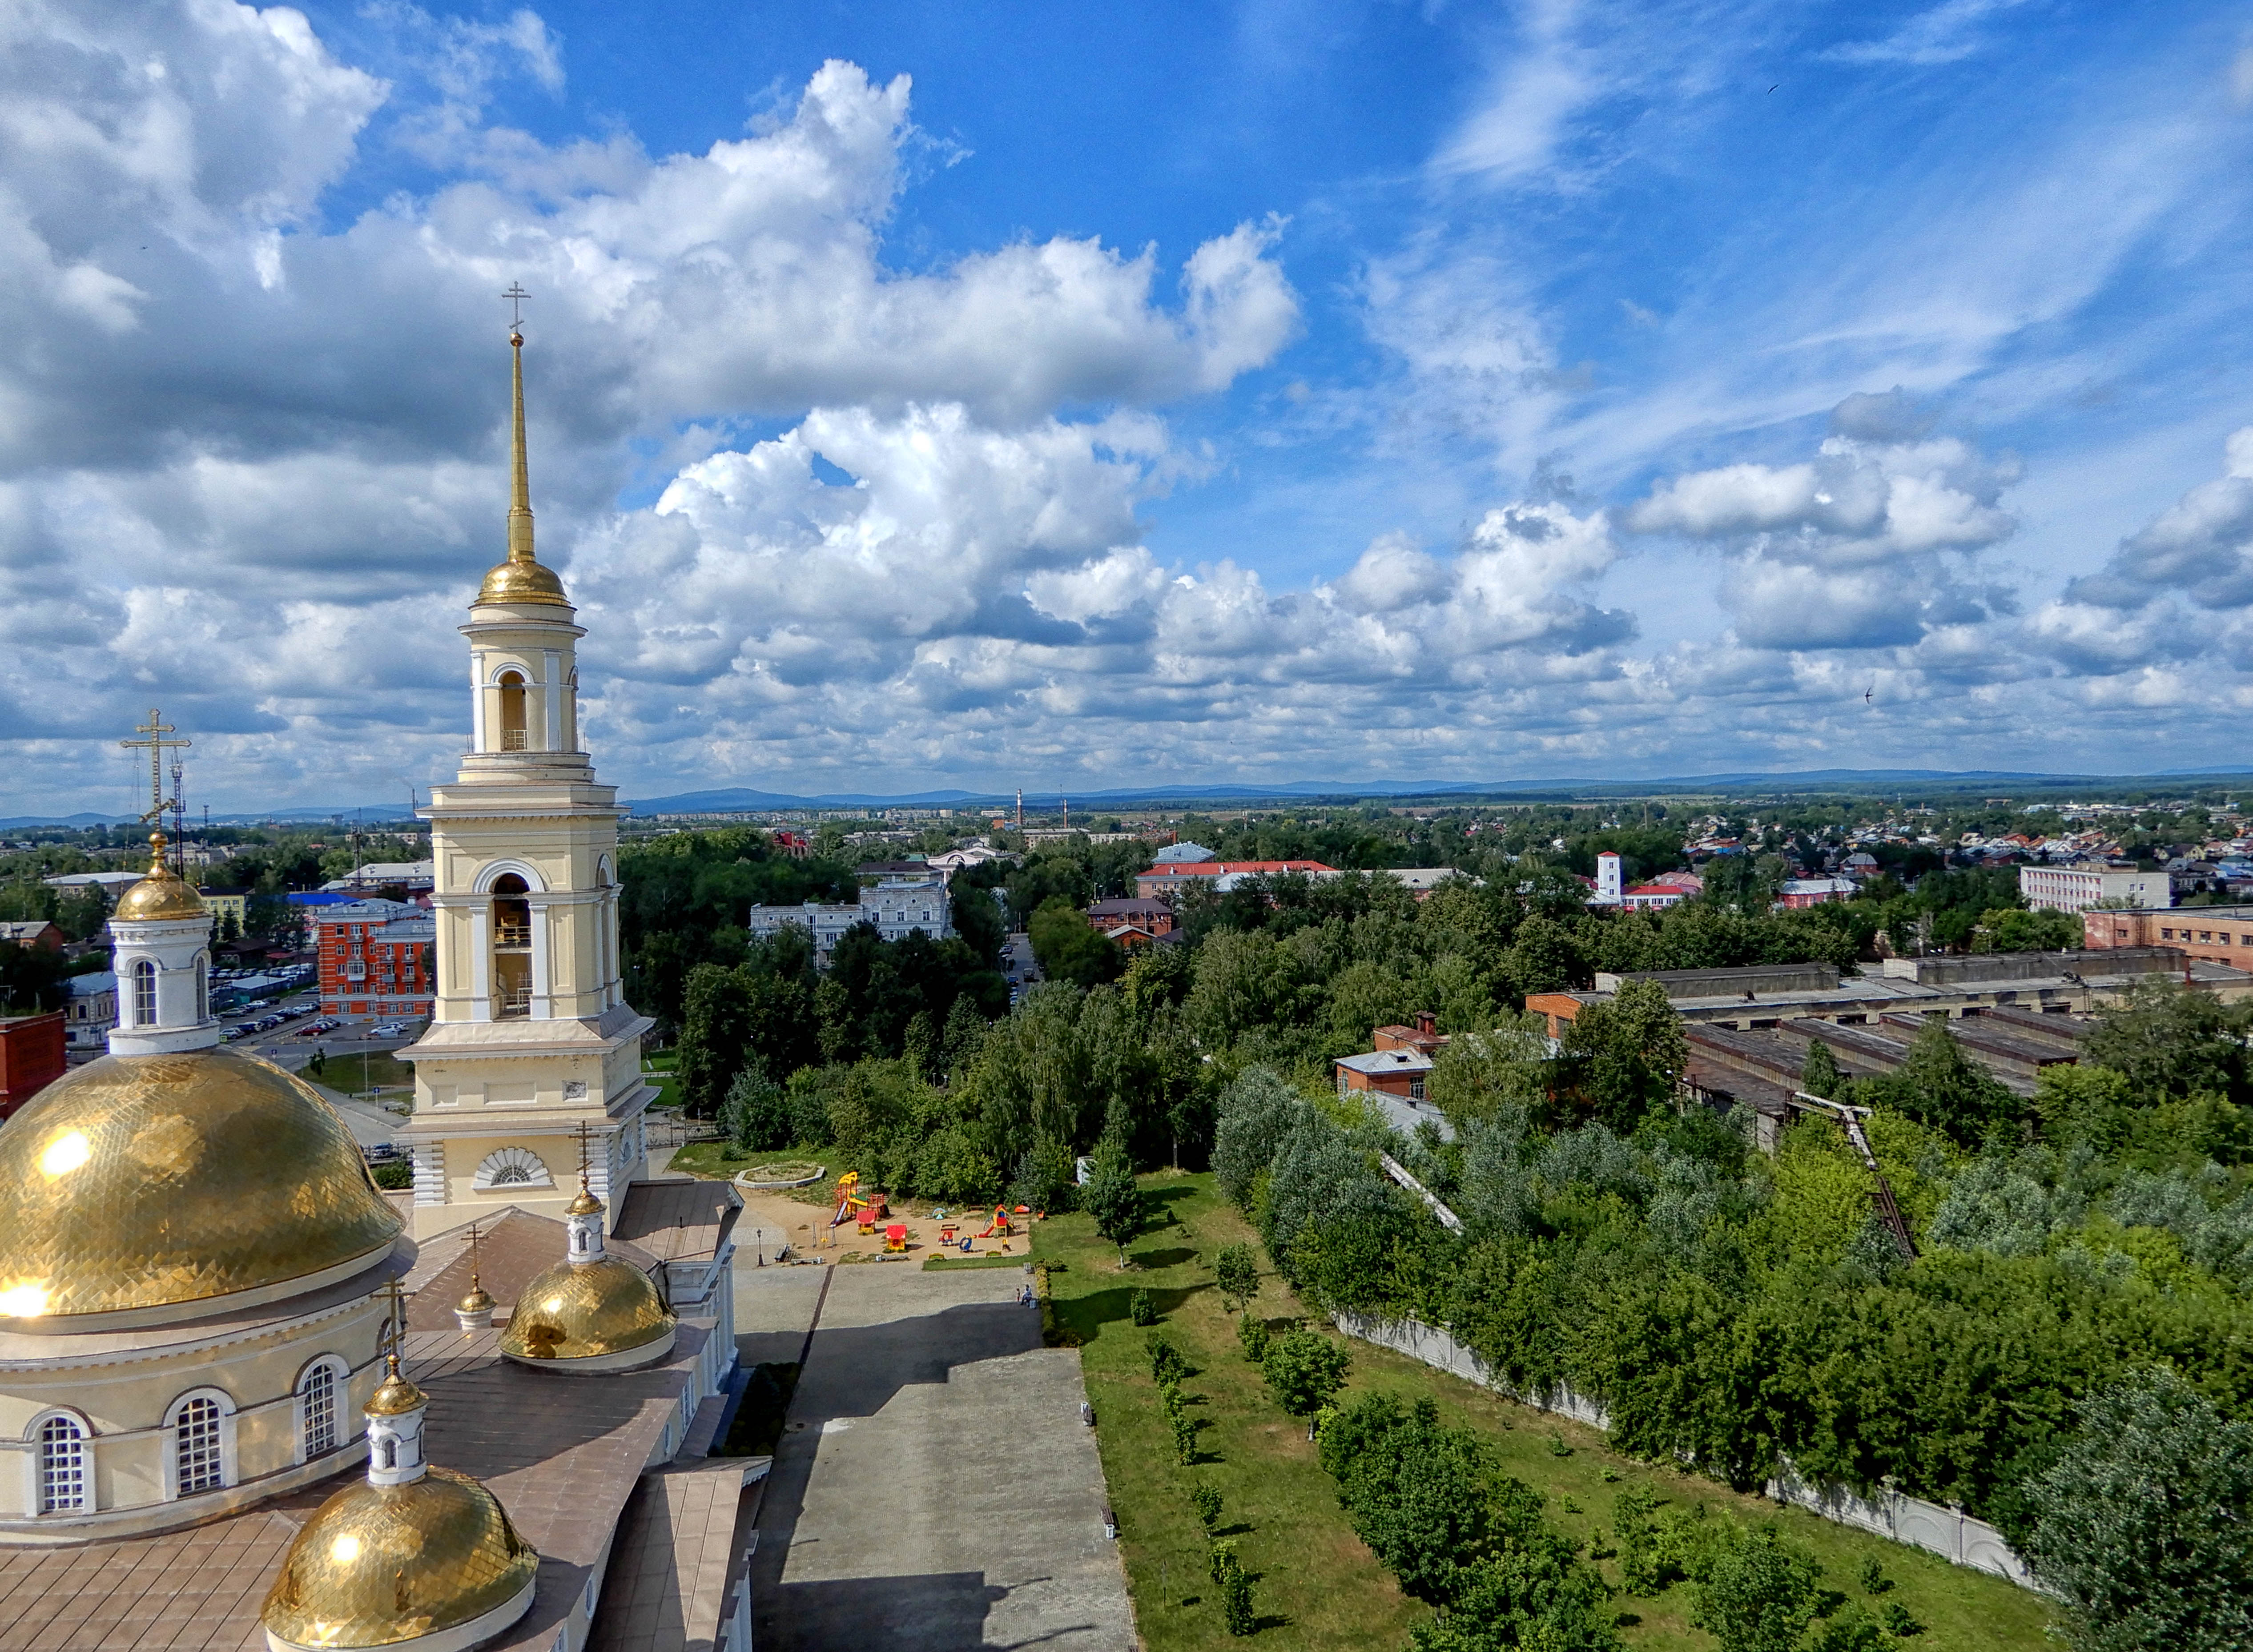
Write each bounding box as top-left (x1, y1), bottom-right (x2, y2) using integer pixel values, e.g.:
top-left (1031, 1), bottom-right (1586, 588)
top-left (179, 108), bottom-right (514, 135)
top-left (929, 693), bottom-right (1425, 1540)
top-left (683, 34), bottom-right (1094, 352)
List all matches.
top-left (307, 1049), bottom-right (415, 1094)
top-left (923, 1254), bottom-right (1028, 1270)
top-left (1039, 1173), bottom-right (1423, 1651)
top-left (1039, 1173), bottom-right (2055, 1652)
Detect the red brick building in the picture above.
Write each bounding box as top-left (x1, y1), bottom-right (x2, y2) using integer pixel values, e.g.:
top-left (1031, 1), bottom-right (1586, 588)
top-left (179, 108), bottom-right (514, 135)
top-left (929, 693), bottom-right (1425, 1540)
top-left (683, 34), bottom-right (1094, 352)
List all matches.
top-left (2085, 904), bottom-right (2253, 974)
top-left (0, 1010), bottom-right (66, 1116)
top-left (315, 899), bottom-right (437, 1019)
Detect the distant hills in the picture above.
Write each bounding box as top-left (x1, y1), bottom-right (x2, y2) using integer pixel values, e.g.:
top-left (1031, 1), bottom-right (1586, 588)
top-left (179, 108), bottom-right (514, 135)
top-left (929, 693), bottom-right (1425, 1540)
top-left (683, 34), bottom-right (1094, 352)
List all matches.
top-left (6, 764), bottom-right (2247, 831)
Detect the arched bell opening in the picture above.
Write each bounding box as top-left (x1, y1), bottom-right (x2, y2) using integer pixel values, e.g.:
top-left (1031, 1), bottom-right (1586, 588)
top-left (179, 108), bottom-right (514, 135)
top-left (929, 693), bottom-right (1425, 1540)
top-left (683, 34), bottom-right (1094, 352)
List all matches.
top-left (497, 670), bottom-right (529, 751)
top-left (491, 874), bottom-right (532, 1018)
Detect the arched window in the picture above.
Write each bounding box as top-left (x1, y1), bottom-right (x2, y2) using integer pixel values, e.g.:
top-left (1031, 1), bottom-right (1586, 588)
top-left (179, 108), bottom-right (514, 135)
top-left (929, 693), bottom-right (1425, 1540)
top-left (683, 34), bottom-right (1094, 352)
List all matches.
top-left (36, 1415), bottom-right (85, 1514)
top-left (194, 954), bottom-right (209, 1022)
top-left (491, 873), bottom-right (531, 1019)
top-left (129, 959), bottom-right (157, 1027)
top-left (297, 1359), bottom-right (344, 1461)
top-left (169, 1393), bottom-right (228, 1496)
top-left (497, 670), bottom-right (528, 750)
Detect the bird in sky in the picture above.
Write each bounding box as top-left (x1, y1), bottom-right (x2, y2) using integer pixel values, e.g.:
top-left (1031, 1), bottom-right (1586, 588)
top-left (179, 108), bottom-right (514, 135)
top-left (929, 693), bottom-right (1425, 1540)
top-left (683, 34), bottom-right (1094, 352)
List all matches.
top-left (1864, 684), bottom-right (1875, 705)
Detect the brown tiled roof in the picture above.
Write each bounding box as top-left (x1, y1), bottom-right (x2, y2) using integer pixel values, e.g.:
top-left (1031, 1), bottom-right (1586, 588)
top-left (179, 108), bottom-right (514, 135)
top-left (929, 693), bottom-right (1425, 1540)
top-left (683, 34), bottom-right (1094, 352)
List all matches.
top-left (612, 1179), bottom-right (741, 1266)
top-left (406, 1208), bottom-right (664, 1332)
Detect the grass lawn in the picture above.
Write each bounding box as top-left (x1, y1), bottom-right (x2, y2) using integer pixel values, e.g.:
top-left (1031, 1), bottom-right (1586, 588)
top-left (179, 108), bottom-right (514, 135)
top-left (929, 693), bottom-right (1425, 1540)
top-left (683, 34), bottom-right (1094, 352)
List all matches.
top-left (308, 1050), bottom-right (415, 1094)
top-left (641, 1051), bottom-right (683, 1109)
top-left (1035, 1172), bottom-right (2056, 1652)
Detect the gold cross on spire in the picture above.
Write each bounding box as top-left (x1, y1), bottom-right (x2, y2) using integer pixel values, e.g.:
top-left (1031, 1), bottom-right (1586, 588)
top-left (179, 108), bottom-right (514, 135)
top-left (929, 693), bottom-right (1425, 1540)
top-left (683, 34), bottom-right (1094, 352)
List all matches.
top-left (119, 708), bottom-right (189, 826)
top-left (503, 281), bottom-right (528, 334)
top-left (575, 1120), bottom-right (596, 1195)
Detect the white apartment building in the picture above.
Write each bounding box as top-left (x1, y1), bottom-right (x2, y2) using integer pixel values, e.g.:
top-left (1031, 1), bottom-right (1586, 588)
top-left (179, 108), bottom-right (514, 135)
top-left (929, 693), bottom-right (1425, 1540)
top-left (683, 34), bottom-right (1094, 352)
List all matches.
top-left (2019, 862), bottom-right (2173, 913)
top-left (744, 876), bottom-right (954, 956)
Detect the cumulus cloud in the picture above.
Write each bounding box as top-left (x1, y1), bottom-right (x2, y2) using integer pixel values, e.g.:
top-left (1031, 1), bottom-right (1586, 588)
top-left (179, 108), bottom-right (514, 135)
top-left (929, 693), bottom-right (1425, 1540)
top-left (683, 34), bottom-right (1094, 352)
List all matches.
top-left (2024, 427), bottom-right (2253, 684)
top-left (0, 3), bottom-right (1310, 808)
top-left (1626, 411), bottom-right (2019, 652)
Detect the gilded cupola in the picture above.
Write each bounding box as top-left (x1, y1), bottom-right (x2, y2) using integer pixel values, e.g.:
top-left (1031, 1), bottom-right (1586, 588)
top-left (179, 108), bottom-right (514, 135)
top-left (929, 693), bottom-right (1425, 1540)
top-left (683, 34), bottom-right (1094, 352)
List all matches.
top-left (262, 1353), bottom-right (538, 1652)
top-left (498, 1174), bottom-right (675, 1373)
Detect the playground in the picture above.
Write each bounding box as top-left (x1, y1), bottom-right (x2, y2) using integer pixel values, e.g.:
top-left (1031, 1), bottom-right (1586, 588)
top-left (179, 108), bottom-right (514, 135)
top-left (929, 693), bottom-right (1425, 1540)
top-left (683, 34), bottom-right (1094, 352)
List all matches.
top-left (732, 1172), bottom-right (1046, 1266)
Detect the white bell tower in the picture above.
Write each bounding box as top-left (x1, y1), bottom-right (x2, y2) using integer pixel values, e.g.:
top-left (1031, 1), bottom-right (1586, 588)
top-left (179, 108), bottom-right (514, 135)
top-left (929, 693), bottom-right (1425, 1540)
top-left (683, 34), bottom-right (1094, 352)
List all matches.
top-left (398, 306), bottom-right (656, 1241)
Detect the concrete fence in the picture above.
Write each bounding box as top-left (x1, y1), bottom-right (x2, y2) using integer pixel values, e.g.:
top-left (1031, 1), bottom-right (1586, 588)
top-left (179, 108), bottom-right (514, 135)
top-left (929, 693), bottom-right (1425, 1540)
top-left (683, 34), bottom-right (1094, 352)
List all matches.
top-left (1332, 1310), bottom-right (2039, 1592)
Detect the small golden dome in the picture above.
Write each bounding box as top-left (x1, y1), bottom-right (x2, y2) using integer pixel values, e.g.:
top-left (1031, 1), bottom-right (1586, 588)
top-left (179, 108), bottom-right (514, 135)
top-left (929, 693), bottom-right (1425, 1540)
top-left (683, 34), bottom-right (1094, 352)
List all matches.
top-left (0, 1049), bottom-right (402, 1320)
top-left (566, 1186), bottom-right (603, 1217)
top-left (499, 1256), bottom-right (673, 1363)
top-left (114, 835), bottom-right (205, 922)
top-left (261, 1466), bottom-right (538, 1651)
top-left (474, 553), bottom-right (570, 608)
top-left (366, 1362), bottom-right (427, 1417)
top-left (458, 1282), bottom-right (494, 1314)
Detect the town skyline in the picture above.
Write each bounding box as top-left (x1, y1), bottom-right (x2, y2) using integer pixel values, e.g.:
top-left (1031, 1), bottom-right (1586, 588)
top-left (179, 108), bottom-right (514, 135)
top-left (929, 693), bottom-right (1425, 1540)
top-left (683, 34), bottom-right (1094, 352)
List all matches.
top-left (7, 3), bottom-right (2253, 815)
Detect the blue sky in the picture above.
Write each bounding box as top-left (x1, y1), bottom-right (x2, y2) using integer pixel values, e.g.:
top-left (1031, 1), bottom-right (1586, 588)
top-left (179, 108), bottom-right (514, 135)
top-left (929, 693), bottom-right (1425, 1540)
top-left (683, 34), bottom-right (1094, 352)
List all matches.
top-left (4, 1), bottom-right (2252, 812)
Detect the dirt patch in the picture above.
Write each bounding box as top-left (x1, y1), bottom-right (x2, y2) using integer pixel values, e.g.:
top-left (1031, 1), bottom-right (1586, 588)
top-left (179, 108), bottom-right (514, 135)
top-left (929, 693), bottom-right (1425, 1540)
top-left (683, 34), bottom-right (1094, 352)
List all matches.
top-left (732, 1186), bottom-right (1041, 1263)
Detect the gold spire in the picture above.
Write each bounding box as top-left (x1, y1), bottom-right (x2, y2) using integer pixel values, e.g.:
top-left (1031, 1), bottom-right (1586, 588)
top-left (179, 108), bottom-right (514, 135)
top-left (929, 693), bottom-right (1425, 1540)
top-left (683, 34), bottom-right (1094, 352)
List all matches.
top-left (458, 1224), bottom-right (493, 1315)
top-left (475, 297), bottom-right (568, 608)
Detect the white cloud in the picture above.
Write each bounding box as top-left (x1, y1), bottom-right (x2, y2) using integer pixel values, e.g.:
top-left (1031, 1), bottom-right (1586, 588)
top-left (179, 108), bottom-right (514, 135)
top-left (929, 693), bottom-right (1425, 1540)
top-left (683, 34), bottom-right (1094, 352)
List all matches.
top-left (1823, 0), bottom-right (2036, 69)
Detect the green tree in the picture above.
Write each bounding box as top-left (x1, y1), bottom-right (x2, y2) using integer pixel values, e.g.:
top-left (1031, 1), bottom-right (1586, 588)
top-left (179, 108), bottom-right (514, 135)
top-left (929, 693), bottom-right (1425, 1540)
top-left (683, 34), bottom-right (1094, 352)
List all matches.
top-left (2083, 977), bottom-right (2253, 1105)
top-left (1215, 1243), bottom-right (1260, 1313)
top-left (1691, 1526), bottom-right (1821, 1652)
top-left (1029, 896), bottom-right (1124, 988)
top-left (1261, 1329), bottom-right (1350, 1427)
top-left (1217, 1547), bottom-right (1256, 1636)
top-left (1800, 1038), bottom-right (1845, 1101)
top-left (1191, 1481), bottom-right (1223, 1534)
top-left (1503, 913), bottom-right (1581, 996)
top-left (1858, 1016), bottom-right (2019, 1144)
top-left (1238, 1311), bottom-right (1270, 1364)
top-left (720, 1060), bottom-right (790, 1153)
top-left (2024, 1369), bottom-right (2253, 1652)
top-left (1561, 978), bottom-right (1688, 1132)
top-left (1083, 1149), bottom-right (1144, 1266)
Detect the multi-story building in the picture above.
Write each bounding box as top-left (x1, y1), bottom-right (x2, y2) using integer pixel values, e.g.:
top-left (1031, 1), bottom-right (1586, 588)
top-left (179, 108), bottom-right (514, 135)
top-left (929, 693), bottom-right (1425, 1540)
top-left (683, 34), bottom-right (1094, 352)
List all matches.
top-left (2020, 862), bottom-right (2172, 913)
top-left (315, 898), bottom-right (436, 1019)
top-left (193, 886), bottom-right (249, 933)
top-left (0, 1010), bottom-right (64, 1114)
top-left (1136, 857), bottom-right (1337, 899)
top-left (62, 969), bottom-right (116, 1051)
top-left (2084, 904), bottom-right (2253, 973)
top-left (744, 876), bottom-right (954, 959)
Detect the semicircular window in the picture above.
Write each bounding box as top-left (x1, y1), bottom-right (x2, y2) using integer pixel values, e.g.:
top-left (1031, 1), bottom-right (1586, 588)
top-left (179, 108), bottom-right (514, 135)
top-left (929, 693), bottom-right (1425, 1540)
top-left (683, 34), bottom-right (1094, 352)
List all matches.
top-left (473, 1145), bottom-right (554, 1190)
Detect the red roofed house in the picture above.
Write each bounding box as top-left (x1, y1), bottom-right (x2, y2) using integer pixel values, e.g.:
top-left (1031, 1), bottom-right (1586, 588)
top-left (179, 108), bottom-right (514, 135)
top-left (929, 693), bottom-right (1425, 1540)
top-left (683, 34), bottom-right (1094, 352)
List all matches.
top-left (1136, 859), bottom-right (1337, 899)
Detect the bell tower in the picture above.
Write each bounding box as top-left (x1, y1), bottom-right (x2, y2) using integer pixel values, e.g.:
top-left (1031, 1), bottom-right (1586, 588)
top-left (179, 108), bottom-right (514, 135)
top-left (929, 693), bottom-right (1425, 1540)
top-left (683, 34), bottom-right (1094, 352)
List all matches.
top-left (398, 301), bottom-right (655, 1241)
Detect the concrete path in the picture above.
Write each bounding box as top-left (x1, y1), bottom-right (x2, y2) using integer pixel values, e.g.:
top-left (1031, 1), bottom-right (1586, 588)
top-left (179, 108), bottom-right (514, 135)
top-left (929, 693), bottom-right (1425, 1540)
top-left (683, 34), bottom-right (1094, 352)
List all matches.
top-left (749, 1263), bottom-right (1135, 1652)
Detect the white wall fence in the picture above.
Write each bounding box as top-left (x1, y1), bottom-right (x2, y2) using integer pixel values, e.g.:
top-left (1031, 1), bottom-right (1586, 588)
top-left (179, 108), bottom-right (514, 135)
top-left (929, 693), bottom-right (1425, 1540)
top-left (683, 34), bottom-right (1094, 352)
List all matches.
top-left (1332, 1310), bottom-right (2040, 1592)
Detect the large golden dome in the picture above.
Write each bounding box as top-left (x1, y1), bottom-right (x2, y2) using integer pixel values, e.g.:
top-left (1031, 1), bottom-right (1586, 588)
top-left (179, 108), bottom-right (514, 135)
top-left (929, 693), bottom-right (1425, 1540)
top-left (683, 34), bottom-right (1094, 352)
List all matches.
top-left (499, 1256), bottom-right (672, 1362)
top-left (261, 1467), bottom-right (538, 1650)
top-left (0, 1049), bottom-right (402, 1321)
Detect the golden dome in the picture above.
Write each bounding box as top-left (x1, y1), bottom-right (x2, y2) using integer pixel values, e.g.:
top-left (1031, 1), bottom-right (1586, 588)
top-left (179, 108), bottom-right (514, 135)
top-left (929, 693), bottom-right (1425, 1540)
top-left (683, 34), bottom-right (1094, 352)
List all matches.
top-left (499, 1256), bottom-right (672, 1362)
top-left (114, 835), bottom-right (205, 922)
top-left (366, 1362), bottom-right (427, 1417)
top-left (458, 1282), bottom-right (494, 1314)
top-left (566, 1186), bottom-right (602, 1216)
top-left (473, 552), bottom-right (569, 608)
top-left (261, 1467), bottom-right (538, 1651)
top-left (0, 1049), bottom-right (402, 1321)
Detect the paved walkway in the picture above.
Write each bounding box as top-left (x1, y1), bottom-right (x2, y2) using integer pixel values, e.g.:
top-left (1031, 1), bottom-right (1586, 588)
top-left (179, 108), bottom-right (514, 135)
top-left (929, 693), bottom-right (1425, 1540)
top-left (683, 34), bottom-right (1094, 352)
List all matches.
top-left (748, 1262), bottom-right (1134, 1652)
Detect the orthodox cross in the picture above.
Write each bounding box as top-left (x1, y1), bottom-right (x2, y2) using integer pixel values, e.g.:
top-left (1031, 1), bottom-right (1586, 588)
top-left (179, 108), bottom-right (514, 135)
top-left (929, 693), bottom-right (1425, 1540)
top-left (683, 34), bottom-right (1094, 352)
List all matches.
top-left (119, 708), bottom-right (189, 832)
top-left (503, 281), bottom-right (528, 333)
top-left (574, 1119), bottom-right (600, 1194)
top-left (379, 1274), bottom-right (411, 1362)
